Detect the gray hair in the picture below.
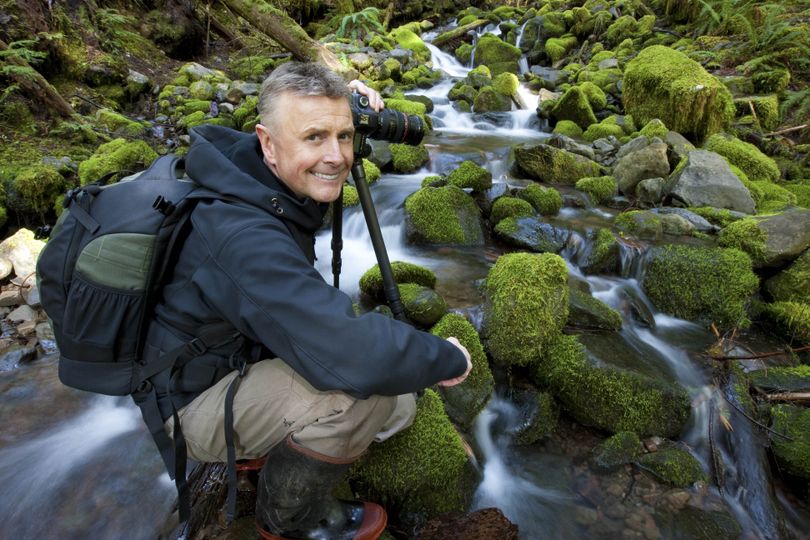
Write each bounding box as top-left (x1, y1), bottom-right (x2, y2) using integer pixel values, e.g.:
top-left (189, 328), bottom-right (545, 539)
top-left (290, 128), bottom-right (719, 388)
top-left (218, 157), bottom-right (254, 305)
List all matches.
top-left (258, 62), bottom-right (350, 130)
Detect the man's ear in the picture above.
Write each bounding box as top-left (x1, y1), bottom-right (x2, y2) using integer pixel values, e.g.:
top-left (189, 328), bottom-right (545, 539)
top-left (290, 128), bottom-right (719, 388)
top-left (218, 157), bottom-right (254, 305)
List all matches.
top-left (255, 123), bottom-right (277, 167)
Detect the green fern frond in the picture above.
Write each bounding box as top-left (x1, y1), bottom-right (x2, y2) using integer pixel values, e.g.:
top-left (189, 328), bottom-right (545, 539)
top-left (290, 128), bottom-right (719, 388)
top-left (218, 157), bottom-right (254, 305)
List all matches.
top-left (0, 83), bottom-right (21, 102)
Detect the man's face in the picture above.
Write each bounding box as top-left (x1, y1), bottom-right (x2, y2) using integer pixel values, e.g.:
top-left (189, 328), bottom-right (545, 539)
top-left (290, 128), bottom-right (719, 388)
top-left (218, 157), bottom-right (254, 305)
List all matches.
top-left (256, 92), bottom-right (354, 203)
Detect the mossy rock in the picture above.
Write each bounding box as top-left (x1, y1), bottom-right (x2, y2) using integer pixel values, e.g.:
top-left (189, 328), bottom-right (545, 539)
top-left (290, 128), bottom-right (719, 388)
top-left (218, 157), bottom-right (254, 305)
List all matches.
top-left (769, 404), bottom-right (810, 481)
top-left (717, 217), bottom-right (768, 264)
top-left (623, 45), bottom-right (734, 142)
top-left (576, 67), bottom-right (623, 95)
top-left (536, 335), bottom-right (691, 437)
top-left (359, 260), bottom-right (437, 299)
top-left (351, 389), bottom-right (478, 523)
top-left (752, 69), bottom-right (790, 94)
top-left (390, 143), bottom-right (429, 173)
top-left (518, 183), bottom-right (562, 215)
top-left (384, 98), bottom-right (430, 130)
top-left (95, 108), bottom-right (147, 137)
top-left (615, 210), bottom-right (663, 239)
top-left (490, 196), bottom-right (534, 225)
top-left (704, 133), bottom-right (780, 183)
top-left (764, 249), bottom-right (810, 303)
top-left (733, 95), bottom-right (780, 131)
top-left (578, 81), bottom-right (607, 111)
top-left (11, 164), bottom-right (65, 216)
top-left (639, 119), bottom-right (668, 140)
top-left (552, 120), bottom-right (583, 139)
top-left (473, 86), bottom-right (513, 113)
top-left (342, 184), bottom-right (359, 207)
top-left (636, 447), bottom-right (707, 487)
top-left (493, 72), bottom-right (520, 97)
top-left (77, 138), bottom-right (158, 185)
top-left (447, 160), bottom-right (492, 192)
top-left (228, 56), bottom-right (276, 81)
top-left (583, 121), bottom-right (625, 142)
top-left (483, 252), bottom-right (569, 367)
top-left (404, 186), bottom-right (484, 245)
top-left (509, 388), bottom-right (559, 445)
top-left (749, 365), bottom-right (810, 393)
top-left (473, 34), bottom-right (521, 76)
top-left (642, 245), bottom-right (759, 330)
top-left (361, 158), bottom-right (381, 184)
top-left (389, 26), bottom-right (431, 63)
top-left (654, 506), bottom-right (742, 540)
top-left (567, 288), bottom-right (623, 332)
top-left (513, 143), bottom-right (602, 185)
top-left (783, 183), bottom-right (810, 208)
top-left (758, 301), bottom-right (810, 343)
top-left (591, 431), bottom-right (644, 472)
top-left (430, 313), bottom-right (495, 430)
top-left (581, 228), bottom-right (621, 275)
top-left (494, 216), bottom-right (571, 253)
top-left (576, 176), bottom-right (618, 204)
top-left (551, 86), bottom-right (597, 130)
top-left (397, 283), bottom-right (447, 328)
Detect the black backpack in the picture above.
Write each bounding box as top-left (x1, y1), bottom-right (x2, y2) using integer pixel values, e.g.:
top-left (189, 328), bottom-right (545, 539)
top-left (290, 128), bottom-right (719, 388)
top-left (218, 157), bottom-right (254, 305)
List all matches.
top-left (36, 155), bottom-right (246, 524)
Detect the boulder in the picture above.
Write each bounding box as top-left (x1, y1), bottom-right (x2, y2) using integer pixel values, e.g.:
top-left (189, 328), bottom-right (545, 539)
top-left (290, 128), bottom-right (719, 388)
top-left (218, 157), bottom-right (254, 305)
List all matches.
top-left (0, 229), bottom-right (45, 281)
top-left (764, 249), bottom-right (810, 302)
top-left (514, 143), bottom-right (602, 185)
top-left (494, 216), bottom-right (571, 253)
top-left (404, 186), bottom-right (485, 245)
top-left (614, 140), bottom-right (670, 195)
top-left (398, 283), bottom-right (446, 327)
top-left (769, 404), bottom-right (810, 482)
top-left (719, 209), bottom-right (810, 268)
top-left (665, 150), bottom-right (755, 213)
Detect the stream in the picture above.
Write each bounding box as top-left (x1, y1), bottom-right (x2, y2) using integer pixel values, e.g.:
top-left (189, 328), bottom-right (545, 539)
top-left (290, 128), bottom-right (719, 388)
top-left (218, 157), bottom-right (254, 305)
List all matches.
top-left (0, 23), bottom-right (807, 540)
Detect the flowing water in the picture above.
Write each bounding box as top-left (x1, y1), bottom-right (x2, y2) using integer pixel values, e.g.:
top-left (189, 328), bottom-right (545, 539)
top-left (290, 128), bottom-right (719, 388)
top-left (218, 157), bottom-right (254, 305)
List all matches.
top-left (1, 26), bottom-right (808, 540)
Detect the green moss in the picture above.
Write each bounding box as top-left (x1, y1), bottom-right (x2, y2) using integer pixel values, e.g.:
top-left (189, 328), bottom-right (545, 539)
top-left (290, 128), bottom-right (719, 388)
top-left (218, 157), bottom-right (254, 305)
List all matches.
top-left (454, 42), bottom-right (473, 64)
top-left (784, 183), bottom-right (810, 208)
top-left (615, 210), bottom-right (662, 239)
top-left (11, 164), bottom-right (65, 216)
top-left (473, 86), bottom-right (513, 112)
top-left (592, 431), bottom-right (643, 472)
top-left (404, 186), bottom-right (483, 245)
top-left (568, 288), bottom-right (623, 331)
top-left (473, 34), bottom-right (521, 75)
top-left (576, 176), bottom-right (617, 204)
top-left (583, 122), bottom-right (625, 142)
top-left (642, 245), bottom-right (759, 329)
top-left (483, 252), bottom-right (569, 367)
top-left (359, 260), bottom-right (437, 299)
top-left (734, 95), bottom-right (780, 131)
top-left (389, 26), bottom-right (431, 62)
top-left (398, 283), bottom-right (447, 327)
top-left (545, 35), bottom-right (579, 63)
top-left (750, 180), bottom-right (797, 214)
top-left (493, 72), bottom-right (520, 96)
top-left (769, 404), bottom-right (810, 480)
top-left (578, 81), bottom-right (607, 110)
top-left (447, 160), bottom-right (492, 192)
top-left (390, 143), bottom-right (429, 173)
top-left (753, 69), bottom-right (790, 94)
top-left (760, 302), bottom-right (810, 343)
top-left (576, 67), bottom-right (623, 94)
top-left (514, 143), bottom-right (602, 184)
top-left (718, 218), bottom-right (768, 265)
top-left (342, 184), bottom-right (359, 207)
top-left (518, 183), bottom-right (562, 215)
top-left (690, 206), bottom-right (742, 227)
top-left (77, 138), bottom-right (158, 185)
top-left (536, 335), bottom-right (691, 437)
top-left (639, 118), bottom-right (668, 140)
top-left (94, 108), bottom-right (147, 137)
top-left (361, 158), bottom-right (381, 184)
top-left (637, 447), bottom-right (707, 487)
top-left (228, 55), bottom-right (276, 81)
top-left (552, 86), bottom-right (597, 130)
top-left (351, 389), bottom-right (476, 518)
top-left (490, 196), bottom-right (534, 224)
top-left (750, 365), bottom-right (810, 393)
top-left (552, 120), bottom-right (583, 139)
top-left (704, 134), bottom-right (780, 183)
top-left (623, 45), bottom-right (734, 142)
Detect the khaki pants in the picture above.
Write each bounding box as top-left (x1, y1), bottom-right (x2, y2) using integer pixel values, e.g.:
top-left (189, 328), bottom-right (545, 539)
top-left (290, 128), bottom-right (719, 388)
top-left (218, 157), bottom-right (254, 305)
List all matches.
top-left (165, 358), bottom-right (417, 461)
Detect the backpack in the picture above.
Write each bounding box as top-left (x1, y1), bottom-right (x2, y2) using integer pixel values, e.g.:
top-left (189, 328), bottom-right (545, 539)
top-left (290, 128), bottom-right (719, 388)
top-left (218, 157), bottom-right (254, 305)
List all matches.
top-left (36, 155), bottom-right (246, 524)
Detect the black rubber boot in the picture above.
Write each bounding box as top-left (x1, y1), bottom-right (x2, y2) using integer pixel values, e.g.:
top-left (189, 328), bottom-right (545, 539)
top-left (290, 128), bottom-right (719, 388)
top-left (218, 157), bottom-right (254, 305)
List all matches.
top-left (255, 433), bottom-right (386, 540)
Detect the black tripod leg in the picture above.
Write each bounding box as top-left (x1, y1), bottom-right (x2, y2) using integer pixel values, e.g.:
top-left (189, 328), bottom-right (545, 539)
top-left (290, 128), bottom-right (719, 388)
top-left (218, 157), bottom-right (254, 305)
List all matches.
top-left (331, 188), bottom-right (343, 288)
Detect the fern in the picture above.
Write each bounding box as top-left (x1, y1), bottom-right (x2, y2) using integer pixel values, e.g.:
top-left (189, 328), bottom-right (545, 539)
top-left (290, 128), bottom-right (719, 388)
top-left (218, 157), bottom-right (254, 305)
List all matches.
top-left (0, 40), bottom-right (48, 65)
top-left (335, 7), bottom-right (384, 41)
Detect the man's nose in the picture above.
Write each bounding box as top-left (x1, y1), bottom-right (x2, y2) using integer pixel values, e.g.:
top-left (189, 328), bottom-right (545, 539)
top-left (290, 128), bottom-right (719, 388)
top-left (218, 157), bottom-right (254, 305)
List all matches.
top-left (322, 137), bottom-right (344, 163)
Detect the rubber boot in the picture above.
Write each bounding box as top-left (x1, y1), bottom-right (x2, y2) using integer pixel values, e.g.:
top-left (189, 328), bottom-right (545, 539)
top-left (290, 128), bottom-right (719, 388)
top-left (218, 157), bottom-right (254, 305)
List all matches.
top-left (255, 433), bottom-right (387, 540)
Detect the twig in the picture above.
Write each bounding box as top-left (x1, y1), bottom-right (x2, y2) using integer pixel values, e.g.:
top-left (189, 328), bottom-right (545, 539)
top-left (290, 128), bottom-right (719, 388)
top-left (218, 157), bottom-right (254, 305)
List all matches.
top-left (719, 389), bottom-right (793, 441)
top-left (763, 392), bottom-right (810, 403)
top-left (706, 344), bottom-right (810, 361)
top-left (764, 124), bottom-right (807, 137)
top-left (708, 398), bottom-right (724, 495)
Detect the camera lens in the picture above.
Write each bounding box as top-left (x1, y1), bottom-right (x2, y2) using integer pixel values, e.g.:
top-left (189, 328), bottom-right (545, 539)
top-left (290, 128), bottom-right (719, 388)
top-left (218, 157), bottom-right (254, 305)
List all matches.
top-left (351, 94), bottom-right (425, 146)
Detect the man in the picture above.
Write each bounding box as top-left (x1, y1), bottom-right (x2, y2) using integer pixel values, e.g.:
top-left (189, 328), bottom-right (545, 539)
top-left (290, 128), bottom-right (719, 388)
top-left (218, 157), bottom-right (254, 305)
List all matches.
top-left (142, 62), bottom-right (472, 540)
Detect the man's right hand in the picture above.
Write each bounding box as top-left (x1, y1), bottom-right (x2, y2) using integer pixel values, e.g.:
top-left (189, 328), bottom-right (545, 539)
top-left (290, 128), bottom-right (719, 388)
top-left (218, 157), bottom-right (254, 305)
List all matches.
top-left (437, 337), bottom-right (472, 387)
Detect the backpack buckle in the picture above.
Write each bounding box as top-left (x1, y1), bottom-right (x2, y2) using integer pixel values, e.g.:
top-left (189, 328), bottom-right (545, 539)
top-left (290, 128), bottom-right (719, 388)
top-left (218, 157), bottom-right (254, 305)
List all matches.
top-left (153, 195), bottom-right (177, 216)
top-left (187, 337), bottom-right (207, 356)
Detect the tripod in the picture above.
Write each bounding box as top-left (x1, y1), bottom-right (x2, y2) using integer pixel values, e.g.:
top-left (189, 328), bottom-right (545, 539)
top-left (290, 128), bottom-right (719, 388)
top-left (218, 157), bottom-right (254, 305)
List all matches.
top-left (330, 133), bottom-right (408, 322)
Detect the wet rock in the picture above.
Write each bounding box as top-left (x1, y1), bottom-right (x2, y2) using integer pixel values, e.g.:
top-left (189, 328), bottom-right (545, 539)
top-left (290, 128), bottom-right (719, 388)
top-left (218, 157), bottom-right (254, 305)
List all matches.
top-left (7, 305), bottom-right (36, 323)
top-left (547, 133), bottom-right (597, 161)
top-left (508, 388), bottom-right (559, 445)
top-left (654, 505), bottom-right (742, 540)
top-left (664, 150), bottom-right (755, 214)
top-left (568, 288), bottom-right (623, 332)
top-left (494, 215), bottom-right (571, 253)
top-left (0, 344), bottom-right (37, 371)
top-left (636, 177), bottom-right (665, 205)
top-left (750, 365), bottom-right (810, 393)
top-left (651, 208), bottom-right (718, 233)
top-left (591, 432), bottom-right (644, 472)
top-left (769, 403), bottom-right (810, 482)
top-left (514, 143), bottom-right (602, 185)
top-left (636, 447), bottom-right (707, 488)
top-left (417, 507), bottom-right (519, 539)
top-left (614, 140), bottom-right (670, 195)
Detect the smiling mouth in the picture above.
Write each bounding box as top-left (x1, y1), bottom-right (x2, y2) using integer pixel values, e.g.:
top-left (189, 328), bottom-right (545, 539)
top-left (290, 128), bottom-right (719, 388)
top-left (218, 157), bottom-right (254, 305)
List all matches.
top-left (312, 171), bottom-right (342, 181)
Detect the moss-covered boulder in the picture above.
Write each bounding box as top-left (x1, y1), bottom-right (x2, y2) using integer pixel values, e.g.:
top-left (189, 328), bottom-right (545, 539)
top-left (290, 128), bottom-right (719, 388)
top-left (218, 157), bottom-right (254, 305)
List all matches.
top-left (545, 35), bottom-right (579, 63)
top-left (447, 160), bottom-right (492, 192)
top-left (568, 288), bottom-right (623, 332)
top-left (769, 404), bottom-right (810, 482)
top-left (518, 183), bottom-right (562, 215)
top-left (359, 261), bottom-right (437, 299)
top-left (473, 33), bottom-right (521, 76)
top-left (495, 216), bottom-right (571, 253)
top-left (536, 335), bottom-right (691, 437)
top-left (580, 228), bottom-right (621, 275)
top-left (398, 283), bottom-right (447, 327)
top-left (642, 245), bottom-right (759, 330)
top-left (576, 176), bottom-right (617, 204)
top-left (703, 133), bottom-right (781, 183)
top-left (482, 252), bottom-right (569, 367)
top-left (389, 26), bottom-right (431, 63)
top-left (473, 86), bottom-right (513, 112)
top-left (591, 431), bottom-right (644, 472)
top-left (352, 389), bottom-right (478, 526)
top-left (615, 210), bottom-right (664, 239)
top-left (430, 313), bottom-right (495, 430)
top-left (623, 45), bottom-right (734, 142)
top-left (514, 143), bottom-right (602, 185)
top-left (552, 120), bottom-right (583, 139)
top-left (95, 108), bottom-right (148, 137)
top-left (11, 164), bottom-right (65, 217)
top-left (734, 95), bottom-right (780, 131)
top-left (490, 196), bottom-right (533, 225)
top-left (750, 365), bottom-right (810, 393)
top-left (404, 186), bottom-right (484, 245)
top-left (637, 447), bottom-right (707, 487)
top-left (758, 301), bottom-right (810, 343)
top-left (509, 388), bottom-right (559, 445)
top-left (551, 86), bottom-right (597, 130)
top-left (77, 138), bottom-right (158, 185)
top-left (390, 143), bottom-right (429, 173)
top-left (583, 120), bottom-right (625, 142)
top-left (719, 210), bottom-right (810, 268)
top-left (765, 249), bottom-right (810, 303)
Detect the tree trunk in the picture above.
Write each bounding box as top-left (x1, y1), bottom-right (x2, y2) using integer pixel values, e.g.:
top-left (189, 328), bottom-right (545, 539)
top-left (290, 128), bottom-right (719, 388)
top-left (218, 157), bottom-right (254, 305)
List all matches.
top-left (431, 19), bottom-right (490, 49)
top-left (0, 38), bottom-right (74, 118)
top-left (219, 0), bottom-right (344, 72)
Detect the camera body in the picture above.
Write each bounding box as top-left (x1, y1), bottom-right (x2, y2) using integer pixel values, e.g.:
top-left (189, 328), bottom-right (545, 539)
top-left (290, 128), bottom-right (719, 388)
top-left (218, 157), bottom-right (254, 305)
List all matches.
top-left (350, 93), bottom-right (424, 146)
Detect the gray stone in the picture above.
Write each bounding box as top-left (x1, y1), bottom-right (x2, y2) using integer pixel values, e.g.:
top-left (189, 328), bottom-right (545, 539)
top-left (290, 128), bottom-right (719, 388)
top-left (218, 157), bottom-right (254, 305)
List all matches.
top-left (22, 284), bottom-right (40, 307)
top-left (754, 209), bottom-right (810, 267)
top-left (494, 216), bottom-right (571, 253)
top-left (0, 289), bottom-right (23, 307)
top-left (665, 150), bottom-right (755, 214)
top-left (7, 304), bottom-right (36, 323)
top-left (636, 177), bottom-right (665, 205)
top-left (652, 207), bottom-right (718, 233)
top-left (664, 130), bottom-right (695, 163)
top-left (614, 141), bottom-right (670, 194)
top-left (180, 62), bottom-right (218, 81)
top-left (616, 135), bottom-right (651, 159)
top-left (547, 134), bottom-right (597, 161)
top-left (597, 58), bottom-right (620, 70)
top-left (660, 213), bottom-right (696, 236)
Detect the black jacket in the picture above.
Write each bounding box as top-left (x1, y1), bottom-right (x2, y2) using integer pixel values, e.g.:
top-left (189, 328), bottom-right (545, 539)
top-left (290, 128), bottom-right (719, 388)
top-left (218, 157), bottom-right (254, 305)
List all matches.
top-left (145, 124), bottom-right (467, 416)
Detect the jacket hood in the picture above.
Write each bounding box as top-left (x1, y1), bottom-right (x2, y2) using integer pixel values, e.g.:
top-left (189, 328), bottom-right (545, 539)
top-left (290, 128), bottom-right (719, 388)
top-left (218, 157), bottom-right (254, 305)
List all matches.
top-left (186, 124), bottom-right (328, 232)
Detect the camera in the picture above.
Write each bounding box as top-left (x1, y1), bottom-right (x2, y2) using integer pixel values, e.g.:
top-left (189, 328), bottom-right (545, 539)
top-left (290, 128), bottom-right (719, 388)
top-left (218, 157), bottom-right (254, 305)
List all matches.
top-left (350, 93), bottom-right (425, 146)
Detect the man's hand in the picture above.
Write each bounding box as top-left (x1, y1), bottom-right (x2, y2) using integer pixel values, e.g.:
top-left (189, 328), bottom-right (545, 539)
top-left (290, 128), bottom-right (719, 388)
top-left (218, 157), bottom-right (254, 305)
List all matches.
top-left (438, 337), bottom-right (472, 387)
top-left (348, 80), bottom-right (384, 111)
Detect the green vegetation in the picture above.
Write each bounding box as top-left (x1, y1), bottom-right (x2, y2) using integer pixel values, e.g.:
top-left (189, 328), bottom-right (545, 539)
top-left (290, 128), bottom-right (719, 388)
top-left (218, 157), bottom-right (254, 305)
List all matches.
top-left (404, 186), bottom-right (483, 245)
top-left (447, 160), bottom-right (492, 192)
top-left (490, 196), bottom-right (533, 225)
top-left (359, 261), bottom-right (436, 299)
top-left (576, 176), bottom-right (617, 204)
top-left (518, 184), bottom-right (563, 215)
